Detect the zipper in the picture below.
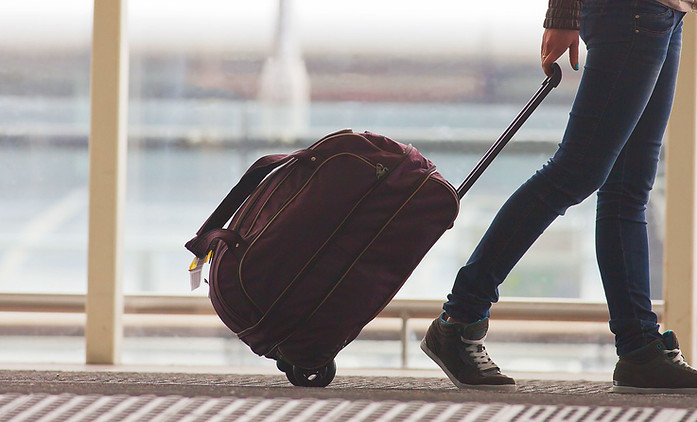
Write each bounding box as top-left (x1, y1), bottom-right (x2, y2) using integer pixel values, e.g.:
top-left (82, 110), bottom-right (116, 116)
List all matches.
top-left (230, 173), bottom-right (273, 233)
top-left (311, 131), bottom-right (407, 156)
top-left (268, 166), bottom-right (443, 353)
top-left (237, 163), bottom-right (297, 238)
top-left (209, 244), bottom-right (254, 329)
top-left (243, 153), bottom-right (378, 240)
top-left (237, 131), bottom-right (404, 237)
top-left (237, 146), bottom-right (415, 344)
top-left (236, 153), bottom-right (379, 317)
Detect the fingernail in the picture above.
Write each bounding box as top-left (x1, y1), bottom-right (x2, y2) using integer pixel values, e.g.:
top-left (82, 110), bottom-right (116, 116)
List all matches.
top-left (574, 63), bottom-right (579, 70)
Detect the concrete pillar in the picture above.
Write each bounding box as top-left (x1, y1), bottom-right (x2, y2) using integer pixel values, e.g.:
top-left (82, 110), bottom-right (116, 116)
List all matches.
top-left (257, 0), bottom-right (310, 141)
top-left (85, 0), bottom-right (129, 364)
top-left (664, 13), bottom-right (697, 364)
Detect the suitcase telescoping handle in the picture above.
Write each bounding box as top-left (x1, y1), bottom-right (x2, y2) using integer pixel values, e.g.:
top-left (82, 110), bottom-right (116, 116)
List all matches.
top-left (456, 63), bottom-right (562, 200)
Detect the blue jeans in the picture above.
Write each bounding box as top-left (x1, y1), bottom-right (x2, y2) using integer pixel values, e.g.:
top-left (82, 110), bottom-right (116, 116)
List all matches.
top-left (444, 0), bottom-right (685, 356)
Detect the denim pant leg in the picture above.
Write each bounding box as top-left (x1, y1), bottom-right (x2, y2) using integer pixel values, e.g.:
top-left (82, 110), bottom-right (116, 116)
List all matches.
top-left (444, 0), bottom-right (684, 355)
top-left (596, 15), bottom-right (684, 355)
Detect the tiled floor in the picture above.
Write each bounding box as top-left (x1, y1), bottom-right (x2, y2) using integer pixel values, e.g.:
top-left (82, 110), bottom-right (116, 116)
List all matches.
top-left (1, 369), bottom-right (696, 421)
top-left (3, 392), bottom-right (696, 422)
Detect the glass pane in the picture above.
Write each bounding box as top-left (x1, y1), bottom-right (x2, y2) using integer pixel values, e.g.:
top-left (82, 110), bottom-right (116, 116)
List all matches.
top-left (0, 1), bottom-right (92, 294)
top-left (125, 0), bottom-right (651, 304)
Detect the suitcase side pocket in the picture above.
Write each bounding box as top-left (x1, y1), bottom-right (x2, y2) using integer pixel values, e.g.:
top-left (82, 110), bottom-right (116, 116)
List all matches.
top-left (208, 242), bottom-right (259, 333)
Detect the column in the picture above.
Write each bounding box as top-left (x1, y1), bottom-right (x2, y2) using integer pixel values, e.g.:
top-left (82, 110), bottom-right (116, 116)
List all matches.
top-left (664, 13), bottom-right (697, 363)
top-left (85, 0), bottom-right (129, 364)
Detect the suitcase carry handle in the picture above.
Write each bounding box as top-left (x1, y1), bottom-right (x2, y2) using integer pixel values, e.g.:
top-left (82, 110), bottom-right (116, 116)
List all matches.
top-left (186, 149), bottom-right (314, 257)
top-left (456, 63), bottom-right (562, 200)
top-left (186, 129), bottom-right (352, 256)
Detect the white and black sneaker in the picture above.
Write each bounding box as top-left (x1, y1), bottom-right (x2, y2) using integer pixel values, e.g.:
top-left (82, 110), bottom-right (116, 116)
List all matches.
top-left (613, 331), bottom-right (697, 394)
top-left (420, 313), bottom-right (515, 390)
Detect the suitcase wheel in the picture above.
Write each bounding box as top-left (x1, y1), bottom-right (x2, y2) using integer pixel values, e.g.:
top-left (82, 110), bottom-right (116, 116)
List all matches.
top-left (276, 359), bottom-right (293, 373)
top-left (281, 359), bottom-right (336, 388)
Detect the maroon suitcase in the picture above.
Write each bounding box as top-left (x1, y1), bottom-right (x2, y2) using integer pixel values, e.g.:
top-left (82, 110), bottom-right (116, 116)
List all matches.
top-left (185, 64), bottom-right (561, 387)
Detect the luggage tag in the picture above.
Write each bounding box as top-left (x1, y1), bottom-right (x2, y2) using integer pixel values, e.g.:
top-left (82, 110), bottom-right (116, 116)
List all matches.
top-left (188, 250), bottom-right (212, 291)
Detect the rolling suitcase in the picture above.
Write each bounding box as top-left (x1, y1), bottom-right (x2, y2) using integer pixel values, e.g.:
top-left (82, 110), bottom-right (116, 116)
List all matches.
top-left (186, 63), bottom-right (562, 387)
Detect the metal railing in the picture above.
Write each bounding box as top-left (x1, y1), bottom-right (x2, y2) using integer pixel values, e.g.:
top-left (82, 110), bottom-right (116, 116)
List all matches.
top-left (0, 293), bottom-right (664, 368)
top-left (1, 293), bottom-right (664, 320)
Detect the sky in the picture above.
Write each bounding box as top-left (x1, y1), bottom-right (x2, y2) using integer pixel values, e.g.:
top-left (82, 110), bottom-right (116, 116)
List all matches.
top-left (0, 0), bottom-right (550, 58)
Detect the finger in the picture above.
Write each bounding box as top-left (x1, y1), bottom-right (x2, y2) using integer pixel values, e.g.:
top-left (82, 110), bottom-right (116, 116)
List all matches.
top-left (542, 59), bottom-right (553, 77)
top-left (541, 35), bottom-right (552, 76)
top-left (541, 48), bottom-right (552, 76)
top-left (569, 39), bottom-right (580, 71)
top-left (542, 54), bottom-right (557, 77)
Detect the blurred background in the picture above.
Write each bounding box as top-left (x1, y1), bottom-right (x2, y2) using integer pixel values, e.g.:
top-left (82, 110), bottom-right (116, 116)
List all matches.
top-left (0, 0), bottom-right (664, 374)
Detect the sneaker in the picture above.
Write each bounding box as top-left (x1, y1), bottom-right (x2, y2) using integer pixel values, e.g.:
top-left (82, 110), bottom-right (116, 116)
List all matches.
top-left (420, 313), bottom-right (516, 390)
top-left (613, 331), bottom-right (697, 394)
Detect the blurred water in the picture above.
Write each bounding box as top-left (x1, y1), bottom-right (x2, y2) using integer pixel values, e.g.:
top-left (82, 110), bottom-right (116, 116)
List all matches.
top-left (0, 99), bottom-right (664, 306)
top-left (0, 138), bottom-right (602, 300)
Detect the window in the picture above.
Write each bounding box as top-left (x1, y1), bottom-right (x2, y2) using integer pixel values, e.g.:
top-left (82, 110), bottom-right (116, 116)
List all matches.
top-left (1, 0), bottom-right (669, 372)
top-left (124, 0), bottom-right (636, 303)
top-left (0, 1), bottom-right (92, 294)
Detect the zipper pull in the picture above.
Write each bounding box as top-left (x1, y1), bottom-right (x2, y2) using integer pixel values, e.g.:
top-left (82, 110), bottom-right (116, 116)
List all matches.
top-left (376, 163), bottom-right (388, 179)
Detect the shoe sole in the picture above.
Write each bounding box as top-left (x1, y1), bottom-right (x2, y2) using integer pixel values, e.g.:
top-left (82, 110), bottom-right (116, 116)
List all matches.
top-left (420, 339), bottom-right (516, 391)
top-left (612, 385), bottom-right (697, 394)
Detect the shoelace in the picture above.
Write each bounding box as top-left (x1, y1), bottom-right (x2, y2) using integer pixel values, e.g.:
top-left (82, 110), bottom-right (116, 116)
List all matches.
top-left (460, 337), bottom-right (498, 372)
top-left (665, 347), bottom-right (694, 370)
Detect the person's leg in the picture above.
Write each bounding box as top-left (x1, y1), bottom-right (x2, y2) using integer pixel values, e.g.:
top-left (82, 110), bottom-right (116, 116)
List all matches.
top-left (427, 0), bottom-right (697, 393)
top-left (596, 9), bottom-right (684, 356)
top-left (443, 0), bottom-right (681, 325)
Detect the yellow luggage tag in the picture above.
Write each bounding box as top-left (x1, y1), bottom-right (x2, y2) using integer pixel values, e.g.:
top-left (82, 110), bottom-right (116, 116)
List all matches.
top-left (189, 250), bottom-right (212, 291)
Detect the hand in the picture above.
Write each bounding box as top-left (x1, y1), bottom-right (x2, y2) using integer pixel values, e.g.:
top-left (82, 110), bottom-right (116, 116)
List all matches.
top-left (541, 28), bottom-right (580, 76)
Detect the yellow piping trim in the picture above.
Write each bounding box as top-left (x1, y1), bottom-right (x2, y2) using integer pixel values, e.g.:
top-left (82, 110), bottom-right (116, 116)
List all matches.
top-left (236, 152), bottom-right (378, 322)
top-left (272, 168), bottom-right (458, 354)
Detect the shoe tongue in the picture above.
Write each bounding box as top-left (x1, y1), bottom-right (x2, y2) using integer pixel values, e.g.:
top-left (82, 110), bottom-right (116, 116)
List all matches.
top-left (662, 331), bottom-right (679, 350)
top-left (462, 318), bottom-right (489, 341)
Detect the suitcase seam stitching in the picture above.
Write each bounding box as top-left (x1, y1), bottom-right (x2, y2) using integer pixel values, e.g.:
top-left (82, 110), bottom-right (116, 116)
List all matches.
top-left (273, 167), bottom-right (456, 365)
